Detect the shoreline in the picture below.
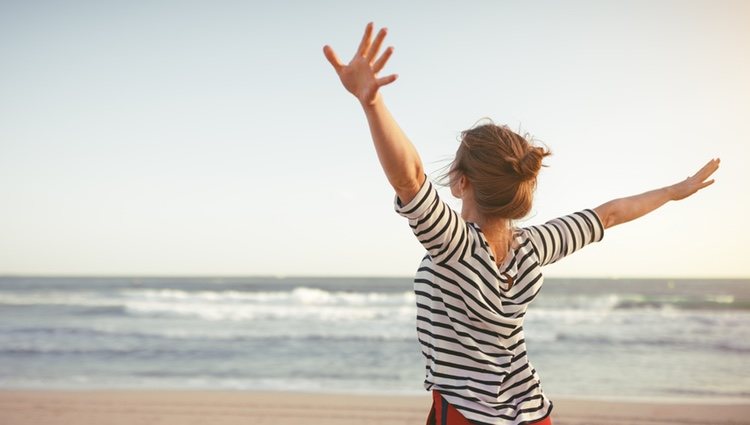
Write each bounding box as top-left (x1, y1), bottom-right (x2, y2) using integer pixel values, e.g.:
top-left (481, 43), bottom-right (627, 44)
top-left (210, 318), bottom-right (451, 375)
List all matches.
top-left (3, 386), bottom-right (748, 404)
top-left (1, 390), bottom-right (748, 425)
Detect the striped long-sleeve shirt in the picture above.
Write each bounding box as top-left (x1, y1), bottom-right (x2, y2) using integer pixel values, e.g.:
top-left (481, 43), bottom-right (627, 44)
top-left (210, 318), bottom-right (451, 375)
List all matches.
top-left (394, 176), bottom-right (605, 425)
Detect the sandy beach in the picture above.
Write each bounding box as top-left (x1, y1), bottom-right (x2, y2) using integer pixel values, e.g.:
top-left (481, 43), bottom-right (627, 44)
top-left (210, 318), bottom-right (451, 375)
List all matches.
top-left (1, 391), bottom-right (748, 425)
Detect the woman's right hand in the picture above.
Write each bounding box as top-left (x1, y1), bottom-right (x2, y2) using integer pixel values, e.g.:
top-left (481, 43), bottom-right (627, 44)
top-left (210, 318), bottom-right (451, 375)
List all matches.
top-left (323, 22), bottom-right (398, 106)
top-left (668, 158), bottom-right (721, 201)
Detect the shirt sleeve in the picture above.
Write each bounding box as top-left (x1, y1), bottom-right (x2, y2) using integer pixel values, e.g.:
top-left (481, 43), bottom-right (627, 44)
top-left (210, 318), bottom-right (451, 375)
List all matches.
top-left (394, 175), bottom-right (469, 264)
top-left (523, 208), bottom-right (605, 267)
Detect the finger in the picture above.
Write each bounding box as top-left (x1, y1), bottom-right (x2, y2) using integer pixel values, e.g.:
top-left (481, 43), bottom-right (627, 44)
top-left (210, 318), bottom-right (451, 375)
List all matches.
top-left (367, 27), bottom-right (388, 62)
top-left (355, 22), bottom-right (374, 58)
top-left (323, 45), bottom-right (344, 73)
top-left (695, 158), bottom-right (721, 180)
top-left (376, 73), bottom-right (398, 87)
top-left (372, 46), bottom-right (394, 73)
top-left (701, 158), bottom-right (720, 172)
top-left (689, 158), bottom-right (718, 180)
top-left (697, 179), bottom-right (715, 191)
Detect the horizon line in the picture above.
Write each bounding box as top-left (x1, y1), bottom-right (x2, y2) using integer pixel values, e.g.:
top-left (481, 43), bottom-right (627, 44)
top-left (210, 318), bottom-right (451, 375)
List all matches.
top-left (0, 274), bottom-right (748, 281)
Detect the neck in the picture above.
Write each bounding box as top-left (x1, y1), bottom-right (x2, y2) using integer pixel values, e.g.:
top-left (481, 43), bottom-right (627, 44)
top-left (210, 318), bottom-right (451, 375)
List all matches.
top-left (461, 199), bottom-right (517, 263)
top-left (461, 202), bottom-right (511, 234)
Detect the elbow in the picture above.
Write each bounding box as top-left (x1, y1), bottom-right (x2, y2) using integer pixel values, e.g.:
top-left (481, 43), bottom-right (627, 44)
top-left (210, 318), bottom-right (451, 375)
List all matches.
top-left (603, 213), bottom-right (618, 229)
top-left (391, 163), bottom-right (424, 192)
top-left (391, 166), bottom-right (425, 204)
top-left (593, 203), bottom-right (617, 229)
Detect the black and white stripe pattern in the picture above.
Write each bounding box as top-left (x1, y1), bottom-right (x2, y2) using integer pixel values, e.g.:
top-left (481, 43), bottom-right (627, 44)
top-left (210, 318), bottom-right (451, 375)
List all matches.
top-left (395, 176), bottom-right (604, 425)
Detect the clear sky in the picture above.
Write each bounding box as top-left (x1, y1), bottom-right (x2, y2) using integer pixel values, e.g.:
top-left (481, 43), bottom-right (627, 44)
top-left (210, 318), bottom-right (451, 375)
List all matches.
top-left (1, 0), bottom-right (748, 278)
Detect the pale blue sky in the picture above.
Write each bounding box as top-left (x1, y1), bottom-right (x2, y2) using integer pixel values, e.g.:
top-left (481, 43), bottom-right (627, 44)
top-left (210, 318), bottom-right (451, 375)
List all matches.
top-left (1, 0), bottom-right (748, 278)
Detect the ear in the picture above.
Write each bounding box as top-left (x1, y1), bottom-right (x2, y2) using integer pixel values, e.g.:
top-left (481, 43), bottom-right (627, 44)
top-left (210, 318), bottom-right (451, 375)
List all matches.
top-left (451, 174), bottom-right (468, 198)
top-left (459, 175), bottom-right (471, 196)
top-left (449, 173), bottom-right (462, 198)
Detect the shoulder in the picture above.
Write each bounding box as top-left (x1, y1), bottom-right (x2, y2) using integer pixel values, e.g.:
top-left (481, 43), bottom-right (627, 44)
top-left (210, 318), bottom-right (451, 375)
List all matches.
top-left (519, 209), bottom-right (603, 235)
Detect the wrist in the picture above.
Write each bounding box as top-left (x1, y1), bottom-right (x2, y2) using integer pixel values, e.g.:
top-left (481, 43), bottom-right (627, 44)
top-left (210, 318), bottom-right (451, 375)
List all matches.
top-left (665, 183), bottom-right (679, 201)
top-left (359, 92), bottom-right (383, 110)
top-left (360, 97), bottom-right (386, 121)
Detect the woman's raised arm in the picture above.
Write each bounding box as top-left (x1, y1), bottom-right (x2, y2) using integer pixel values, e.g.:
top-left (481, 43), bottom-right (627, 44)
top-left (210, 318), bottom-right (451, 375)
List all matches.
top-left (323, 22), bottom-right (425, 204)
top-left (593, 158), bottom-right (720, 229)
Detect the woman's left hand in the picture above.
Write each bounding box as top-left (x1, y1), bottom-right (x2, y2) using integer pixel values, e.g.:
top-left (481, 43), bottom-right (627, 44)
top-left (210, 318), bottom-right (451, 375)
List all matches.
top-left (323, 22), bottom-right (398, 106)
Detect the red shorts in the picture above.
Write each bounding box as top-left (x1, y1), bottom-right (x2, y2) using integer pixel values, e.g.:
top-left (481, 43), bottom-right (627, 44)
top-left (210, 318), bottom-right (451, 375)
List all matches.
top-left (426, 390), bottom-right (553, 425)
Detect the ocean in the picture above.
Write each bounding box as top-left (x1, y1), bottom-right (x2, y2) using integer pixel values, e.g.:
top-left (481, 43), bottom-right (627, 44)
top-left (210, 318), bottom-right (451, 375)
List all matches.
top-left (1, 276), bottom-right (748, 402)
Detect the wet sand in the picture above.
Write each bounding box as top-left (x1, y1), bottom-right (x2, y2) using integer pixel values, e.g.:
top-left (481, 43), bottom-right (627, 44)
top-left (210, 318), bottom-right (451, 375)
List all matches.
top-left (1, 390), bottom-right (748, 425)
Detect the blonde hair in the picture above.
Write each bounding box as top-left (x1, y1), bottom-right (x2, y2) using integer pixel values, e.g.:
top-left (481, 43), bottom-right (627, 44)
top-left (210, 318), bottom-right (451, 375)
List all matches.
top-left (440, 119), bottom-right (551, 219)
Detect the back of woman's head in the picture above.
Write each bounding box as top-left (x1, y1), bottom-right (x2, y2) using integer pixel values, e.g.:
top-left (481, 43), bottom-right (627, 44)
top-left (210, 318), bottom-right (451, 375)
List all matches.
top-left (444, 119), bottom-right (552, 219)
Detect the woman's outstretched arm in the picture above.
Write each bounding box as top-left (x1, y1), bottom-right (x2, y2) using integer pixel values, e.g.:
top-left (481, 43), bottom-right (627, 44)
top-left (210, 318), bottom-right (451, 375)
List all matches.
top-left (593, 158), bottom-right (720, 229)
top-left (323, 22), bottom-right (425, 204)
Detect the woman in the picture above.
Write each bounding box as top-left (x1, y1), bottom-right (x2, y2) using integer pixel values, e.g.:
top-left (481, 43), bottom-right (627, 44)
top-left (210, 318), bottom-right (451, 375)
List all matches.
top-left (323, 22), bottom-right (720, 425)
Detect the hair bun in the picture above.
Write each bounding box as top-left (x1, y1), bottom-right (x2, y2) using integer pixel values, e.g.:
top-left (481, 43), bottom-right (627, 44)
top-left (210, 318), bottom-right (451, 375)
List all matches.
top-left (509, 147), bottom-right (545, 180)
